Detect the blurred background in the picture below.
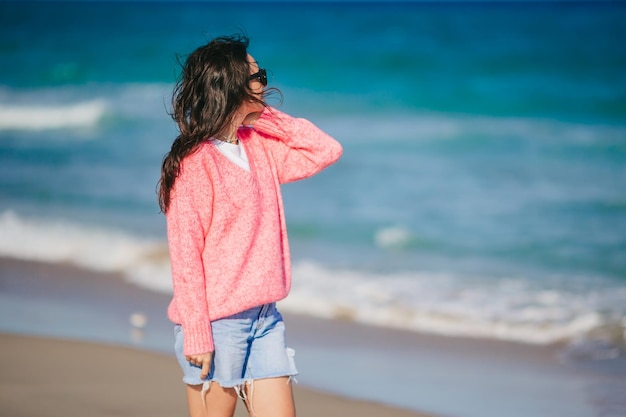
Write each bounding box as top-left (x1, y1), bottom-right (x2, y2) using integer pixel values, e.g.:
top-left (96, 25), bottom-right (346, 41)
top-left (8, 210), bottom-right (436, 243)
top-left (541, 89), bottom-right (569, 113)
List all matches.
top-left (0, 1), bottom-right (625, 416)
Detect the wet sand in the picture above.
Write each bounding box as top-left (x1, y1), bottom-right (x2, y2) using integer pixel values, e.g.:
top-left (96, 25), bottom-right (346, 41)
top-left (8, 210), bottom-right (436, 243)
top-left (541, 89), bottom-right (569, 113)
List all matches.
top-left (0, 257), bottom-right (605, 417)
top-left (0, 333), bottom-right (433, 417)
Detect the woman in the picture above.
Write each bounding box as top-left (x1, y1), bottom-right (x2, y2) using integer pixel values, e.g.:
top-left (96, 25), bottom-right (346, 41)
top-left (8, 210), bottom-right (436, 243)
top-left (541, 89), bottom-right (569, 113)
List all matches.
top-left (158, 35), bottom-right (342, 417)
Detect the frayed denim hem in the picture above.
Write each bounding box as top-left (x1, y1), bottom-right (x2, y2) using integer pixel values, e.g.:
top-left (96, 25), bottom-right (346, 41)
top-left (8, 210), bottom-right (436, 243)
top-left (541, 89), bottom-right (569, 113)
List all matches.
top-left (196, 374), bottom-right (297, 416)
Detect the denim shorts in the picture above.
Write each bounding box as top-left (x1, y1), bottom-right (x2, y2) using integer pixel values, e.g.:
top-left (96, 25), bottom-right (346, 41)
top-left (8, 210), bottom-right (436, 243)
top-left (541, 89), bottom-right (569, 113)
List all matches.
top-left (174, 303), bottom-right (298, 388)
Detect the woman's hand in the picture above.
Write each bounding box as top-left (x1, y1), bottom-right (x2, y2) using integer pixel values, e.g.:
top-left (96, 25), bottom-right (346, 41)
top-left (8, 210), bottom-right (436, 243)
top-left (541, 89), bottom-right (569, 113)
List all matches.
top-left (186, 352), bottom-right (214, 379)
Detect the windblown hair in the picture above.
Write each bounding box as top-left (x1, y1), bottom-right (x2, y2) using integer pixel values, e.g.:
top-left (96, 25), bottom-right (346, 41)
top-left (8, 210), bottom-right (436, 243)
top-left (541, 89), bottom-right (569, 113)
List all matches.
top-left (158, 35), bottom-right (266, 213)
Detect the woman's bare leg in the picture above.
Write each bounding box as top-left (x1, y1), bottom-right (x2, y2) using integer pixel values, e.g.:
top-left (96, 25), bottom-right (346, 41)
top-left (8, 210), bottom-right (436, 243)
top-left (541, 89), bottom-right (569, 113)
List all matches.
top-left (186, 383), bottom-right (239, 417)
top-left (244, 376), bottom-right (295, 417)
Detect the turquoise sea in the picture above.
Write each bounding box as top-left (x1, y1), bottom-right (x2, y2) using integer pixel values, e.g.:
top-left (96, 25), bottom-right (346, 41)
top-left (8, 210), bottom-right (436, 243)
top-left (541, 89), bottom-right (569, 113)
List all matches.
top-left (1, 1), bottom-right (625, 414)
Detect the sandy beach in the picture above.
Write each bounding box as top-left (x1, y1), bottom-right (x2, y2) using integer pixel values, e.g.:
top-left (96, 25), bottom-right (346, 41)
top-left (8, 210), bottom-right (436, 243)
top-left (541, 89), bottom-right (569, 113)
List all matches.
top-left (0, 257), bottom-right (618, 417)
top-left (0, 257), bottom-right (434, 417)
top-left (0, 333), bottom-right (432, 417)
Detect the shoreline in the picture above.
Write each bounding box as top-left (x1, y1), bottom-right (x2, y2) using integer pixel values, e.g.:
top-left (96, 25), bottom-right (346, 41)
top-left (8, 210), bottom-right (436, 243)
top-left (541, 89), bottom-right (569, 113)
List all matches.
top-left (0, 333), bottom-right (433, 417)
top-left (0, 256), bottom-right (615, 417)
top-left (0, 256), bottom-right (436, 417)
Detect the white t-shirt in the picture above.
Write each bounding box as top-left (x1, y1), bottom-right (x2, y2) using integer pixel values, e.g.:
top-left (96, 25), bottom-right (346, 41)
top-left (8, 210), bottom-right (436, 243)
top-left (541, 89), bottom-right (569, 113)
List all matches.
top-left (210, 139), bottom-right (250, 172)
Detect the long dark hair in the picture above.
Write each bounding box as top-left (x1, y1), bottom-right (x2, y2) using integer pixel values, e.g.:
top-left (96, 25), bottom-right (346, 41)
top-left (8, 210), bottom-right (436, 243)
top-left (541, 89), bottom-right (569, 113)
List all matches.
top-left (158, 34), bottom-right (265, 213)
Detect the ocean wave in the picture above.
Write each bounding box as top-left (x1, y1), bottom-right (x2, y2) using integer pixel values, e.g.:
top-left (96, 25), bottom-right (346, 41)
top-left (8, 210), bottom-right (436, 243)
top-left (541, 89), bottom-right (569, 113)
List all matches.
top-left (281, 261), bottom-right (626, 347)
top-left (318, 111), bottom-right (626, 147)
top-left (2, 82), bottom-right (624, 148)
top-left (0, 210), bottom-right (624, 352)
top-left (0, 211), bottom-right (172, 293)
top-left (0, 83), bottom-right (172, 134)
top-left (374, 225), bottom-right (414, 250)
top-left (0, 100), bottom-right (107, 131)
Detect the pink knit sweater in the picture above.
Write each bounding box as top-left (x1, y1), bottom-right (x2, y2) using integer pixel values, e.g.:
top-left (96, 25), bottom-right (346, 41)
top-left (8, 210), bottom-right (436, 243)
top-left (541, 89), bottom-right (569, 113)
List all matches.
top-left (166, 107), bottom-right (343, 355)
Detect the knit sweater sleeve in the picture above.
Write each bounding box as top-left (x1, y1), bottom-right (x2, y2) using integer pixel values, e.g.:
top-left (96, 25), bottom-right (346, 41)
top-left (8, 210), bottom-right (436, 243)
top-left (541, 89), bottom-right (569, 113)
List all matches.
top-left (252, 107), bottom-right (343, 183)
top-left (166, 151), bottom-right (214, 355)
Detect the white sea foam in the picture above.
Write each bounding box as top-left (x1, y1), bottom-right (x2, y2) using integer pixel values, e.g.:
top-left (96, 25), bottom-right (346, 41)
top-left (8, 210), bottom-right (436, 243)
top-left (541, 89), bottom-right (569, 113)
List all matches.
top-left (374, 225), bottom-right (413, 250)
top-left (0, 83), bottom-right (172, 134)
top-left (0, 210), bottom-right (623, 348)
top-left (282, 261), bottom-right (622, 346)
top-left (0, 100), bottom-right (107, 131)
top-left (0, 211), bottom-right (172, 293)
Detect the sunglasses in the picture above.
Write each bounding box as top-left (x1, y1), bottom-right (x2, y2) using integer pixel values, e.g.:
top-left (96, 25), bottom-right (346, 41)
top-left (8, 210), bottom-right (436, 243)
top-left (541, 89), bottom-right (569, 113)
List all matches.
top-left (249, 68), bottom-right (267, 86)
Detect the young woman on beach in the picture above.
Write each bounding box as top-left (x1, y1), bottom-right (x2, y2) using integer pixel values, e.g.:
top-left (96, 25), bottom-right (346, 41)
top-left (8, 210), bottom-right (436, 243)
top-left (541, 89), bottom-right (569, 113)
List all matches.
top-left (158, 35), bottom-right (342, 417)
